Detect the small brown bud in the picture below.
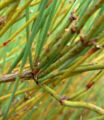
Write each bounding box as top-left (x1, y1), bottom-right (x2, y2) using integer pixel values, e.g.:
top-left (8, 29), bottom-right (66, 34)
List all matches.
top-left (71, 26), bottom-right (76, 34)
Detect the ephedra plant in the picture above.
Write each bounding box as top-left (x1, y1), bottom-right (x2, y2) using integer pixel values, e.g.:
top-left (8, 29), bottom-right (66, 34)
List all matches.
top-left (0, 0), bottom-right (104, 119)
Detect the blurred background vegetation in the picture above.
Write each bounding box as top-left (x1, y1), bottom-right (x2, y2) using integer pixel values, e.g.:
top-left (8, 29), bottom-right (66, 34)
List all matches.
top-left (0, 0), bottom-right (104, 120)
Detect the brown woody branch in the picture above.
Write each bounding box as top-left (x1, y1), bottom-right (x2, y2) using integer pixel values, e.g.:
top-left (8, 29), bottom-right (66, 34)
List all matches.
top-left (0, 69), bottom-right (32, 83)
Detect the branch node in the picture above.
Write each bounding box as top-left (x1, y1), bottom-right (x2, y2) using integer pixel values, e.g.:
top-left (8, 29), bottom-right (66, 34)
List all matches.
top-left (59, 96), bottom-right (70, 105)
top-left (32, 66), bottom-right (40, 85)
